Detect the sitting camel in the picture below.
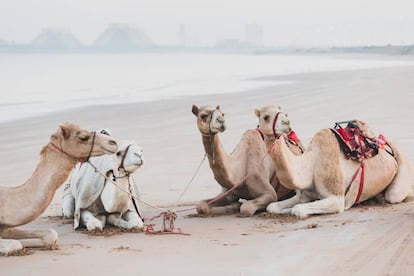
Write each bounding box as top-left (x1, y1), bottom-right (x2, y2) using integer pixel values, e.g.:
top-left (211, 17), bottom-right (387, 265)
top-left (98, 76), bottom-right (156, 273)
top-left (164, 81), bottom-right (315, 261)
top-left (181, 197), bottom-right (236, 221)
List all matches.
top-left (0, 123), bottom-right (118, 255)
top-left (192, 104), bottom-right (296, 216)
top-left (62, 139), bottom-right (144, 231)
top-left (255, 104), bottom-right (414, 218)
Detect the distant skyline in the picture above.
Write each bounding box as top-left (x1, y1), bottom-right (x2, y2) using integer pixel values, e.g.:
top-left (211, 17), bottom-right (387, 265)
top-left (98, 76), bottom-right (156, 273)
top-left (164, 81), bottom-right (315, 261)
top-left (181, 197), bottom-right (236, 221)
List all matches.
top-left (1, 0), bottom-right (414, 47)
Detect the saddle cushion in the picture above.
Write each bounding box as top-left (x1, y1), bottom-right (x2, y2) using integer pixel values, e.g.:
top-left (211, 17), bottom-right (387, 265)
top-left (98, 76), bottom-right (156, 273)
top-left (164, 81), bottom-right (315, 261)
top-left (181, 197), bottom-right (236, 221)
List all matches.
top-left (331, 122), bottom-right (386, 162)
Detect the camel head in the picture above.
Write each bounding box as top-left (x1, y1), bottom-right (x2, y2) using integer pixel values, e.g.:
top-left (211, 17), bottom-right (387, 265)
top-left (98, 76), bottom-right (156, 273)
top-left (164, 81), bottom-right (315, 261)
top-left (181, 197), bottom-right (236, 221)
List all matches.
top-left (192, 104), bottom-right (226, 135)
top-left (116, 140), bottom-right (144, 173)
top-left (50, 122), bottom-right (118, 160)
top-left (255, 105), bottom-right (291, 138)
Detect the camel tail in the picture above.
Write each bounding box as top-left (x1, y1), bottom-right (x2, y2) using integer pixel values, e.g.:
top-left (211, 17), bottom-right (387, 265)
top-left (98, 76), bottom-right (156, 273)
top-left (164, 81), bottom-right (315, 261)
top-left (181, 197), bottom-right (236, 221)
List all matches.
top-left (384, 141), bottom-right (414, 203)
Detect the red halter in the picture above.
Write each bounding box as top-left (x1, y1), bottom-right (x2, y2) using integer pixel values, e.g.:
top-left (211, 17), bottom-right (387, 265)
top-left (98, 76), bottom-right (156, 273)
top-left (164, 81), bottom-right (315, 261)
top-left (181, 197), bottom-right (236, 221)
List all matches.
top-left (272, 112), bottom-right (282, 138)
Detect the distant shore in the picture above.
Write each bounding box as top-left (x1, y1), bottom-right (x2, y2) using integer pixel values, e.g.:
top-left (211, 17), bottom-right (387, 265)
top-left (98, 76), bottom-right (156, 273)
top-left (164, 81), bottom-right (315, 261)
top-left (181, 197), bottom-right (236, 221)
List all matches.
top-left (1, 44), bottom-right (414, 55)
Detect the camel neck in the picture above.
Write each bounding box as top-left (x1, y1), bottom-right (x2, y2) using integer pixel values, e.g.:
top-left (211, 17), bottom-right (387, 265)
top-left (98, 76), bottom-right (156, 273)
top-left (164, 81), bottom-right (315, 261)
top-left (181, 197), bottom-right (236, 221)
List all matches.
top-left (271, 136), bottom-right (312, 190)
top-left (201, 134), bottom-right (227, 168)
top-left (0, 145), bottom-right (77, 228)
top-left (263, 135), bottom-right (276, 150)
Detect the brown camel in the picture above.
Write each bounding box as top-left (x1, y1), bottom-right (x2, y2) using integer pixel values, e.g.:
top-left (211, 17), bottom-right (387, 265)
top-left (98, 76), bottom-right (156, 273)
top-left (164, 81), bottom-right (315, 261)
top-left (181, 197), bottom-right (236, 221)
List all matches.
top-left (192, 104), bottom-right (295, 216)
top-left (255, 105), bottom-right (414, 218)
top-left (0, 122), bottom-right (118, 255)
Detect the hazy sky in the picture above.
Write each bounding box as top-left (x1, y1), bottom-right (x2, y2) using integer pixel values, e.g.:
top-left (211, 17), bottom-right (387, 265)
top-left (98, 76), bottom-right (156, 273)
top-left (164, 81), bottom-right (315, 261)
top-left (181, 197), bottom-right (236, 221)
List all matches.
top-left (1, 0), bottom-right (413, 46)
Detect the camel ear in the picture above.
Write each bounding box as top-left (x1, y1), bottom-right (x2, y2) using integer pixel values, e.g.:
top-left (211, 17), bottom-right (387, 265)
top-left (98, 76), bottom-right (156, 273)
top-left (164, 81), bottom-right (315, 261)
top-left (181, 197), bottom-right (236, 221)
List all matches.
top-left (254, 109), bottom-right (260, 118)
top-left (276, 104), bottom-right (283, 111)
top-left (216, 105), bottom-right (221, 110)
top-left (58, 123), bottom-right (71, 140)
top-left (192, 104), bottom-right (199, 116)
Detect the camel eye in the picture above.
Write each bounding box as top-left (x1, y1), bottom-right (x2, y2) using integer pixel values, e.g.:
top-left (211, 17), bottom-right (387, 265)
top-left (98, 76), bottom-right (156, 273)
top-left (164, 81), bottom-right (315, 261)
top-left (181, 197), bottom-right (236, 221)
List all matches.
top-left (263, 115), bottom-right (270, 122)
top-left (78, 135), bottom-right (89, 142)
top-left (200, 114), bottom-right (208, 121)
top-left (116, 151), bottom-right (123, 157)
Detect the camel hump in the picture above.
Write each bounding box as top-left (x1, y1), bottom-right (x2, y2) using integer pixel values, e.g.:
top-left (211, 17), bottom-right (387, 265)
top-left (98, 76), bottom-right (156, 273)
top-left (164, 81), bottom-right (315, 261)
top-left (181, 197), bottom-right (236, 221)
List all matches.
top-left (241, 129), bottom-right (267, 144)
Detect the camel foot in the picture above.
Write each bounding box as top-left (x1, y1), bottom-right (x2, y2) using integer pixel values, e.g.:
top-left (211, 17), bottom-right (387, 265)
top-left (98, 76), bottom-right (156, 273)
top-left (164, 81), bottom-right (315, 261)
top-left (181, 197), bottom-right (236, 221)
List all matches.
top-left (196, 201), bottom-right (210, 214)
top-left (266, 202), bottom-right (285, 214)
top-left (86, 219), bottom-right (104, 231)
top-left (0, 239), bottom-right (23, 256)
top-left (118, 219), bottom-right (144, 230)
top-left (240, 201), bottom-right (258, 217)
top-left (291, 205), bottom-right (310, 218)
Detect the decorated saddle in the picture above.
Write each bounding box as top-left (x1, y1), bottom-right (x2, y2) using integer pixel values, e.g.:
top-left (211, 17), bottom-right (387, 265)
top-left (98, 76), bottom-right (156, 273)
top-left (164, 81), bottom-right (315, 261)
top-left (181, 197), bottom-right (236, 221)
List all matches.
top-left (330, 120), bottom-right (393, 162)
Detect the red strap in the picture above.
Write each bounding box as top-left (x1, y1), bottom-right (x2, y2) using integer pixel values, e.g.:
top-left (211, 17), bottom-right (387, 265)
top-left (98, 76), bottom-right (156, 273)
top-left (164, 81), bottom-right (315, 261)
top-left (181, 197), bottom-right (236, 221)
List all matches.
top-left (348, 162), bottom-right (365, 205)
top-left (256, 128), bottom-right (265, 141)
top-left (355, 162), bottom-right (365, 204)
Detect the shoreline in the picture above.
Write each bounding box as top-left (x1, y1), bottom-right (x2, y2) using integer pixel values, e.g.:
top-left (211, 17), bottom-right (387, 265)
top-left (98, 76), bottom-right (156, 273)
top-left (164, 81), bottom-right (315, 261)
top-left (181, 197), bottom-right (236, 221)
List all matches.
top-left (1, 65), bottom-right (414, 275)
top-left (1, 53), bottom-right (414, 124)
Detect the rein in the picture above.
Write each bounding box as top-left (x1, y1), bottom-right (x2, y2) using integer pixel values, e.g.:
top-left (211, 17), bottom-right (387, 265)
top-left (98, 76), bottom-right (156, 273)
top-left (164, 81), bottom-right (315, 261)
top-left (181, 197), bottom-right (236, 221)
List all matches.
top-left (85, 158), bottom-right (191, 235)
top-left (201, 109), bottom-right (221, 164)
top-left (118, 144), bottom-right (132, 171)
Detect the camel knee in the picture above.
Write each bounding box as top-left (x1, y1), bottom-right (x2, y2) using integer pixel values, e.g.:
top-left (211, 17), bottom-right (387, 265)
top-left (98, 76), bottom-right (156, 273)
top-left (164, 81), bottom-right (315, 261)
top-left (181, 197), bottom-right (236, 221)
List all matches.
top-left (0, 239), bottom-right (23, 255)
top-left (266, 202), bottom-right (284, 213)
top-left (240, 201), bottom-right (258, 217)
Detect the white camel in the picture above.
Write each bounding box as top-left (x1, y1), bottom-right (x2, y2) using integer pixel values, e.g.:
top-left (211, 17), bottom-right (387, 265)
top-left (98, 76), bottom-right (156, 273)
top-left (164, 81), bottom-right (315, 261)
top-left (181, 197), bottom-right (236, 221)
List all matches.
top-left (192, 104), bottom-right (297, 216)
top-left (62, 139), bottom-right (144, 231)
top-left (255, 105), bottom-right (414, 218)
top-left (0, 123), bottom-right (118, 255)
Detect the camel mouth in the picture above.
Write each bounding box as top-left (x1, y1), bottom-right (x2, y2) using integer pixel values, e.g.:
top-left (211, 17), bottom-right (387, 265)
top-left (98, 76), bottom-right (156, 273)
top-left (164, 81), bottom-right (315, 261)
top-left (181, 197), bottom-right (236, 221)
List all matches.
top-left (102, 147), bottom-right (118, 154)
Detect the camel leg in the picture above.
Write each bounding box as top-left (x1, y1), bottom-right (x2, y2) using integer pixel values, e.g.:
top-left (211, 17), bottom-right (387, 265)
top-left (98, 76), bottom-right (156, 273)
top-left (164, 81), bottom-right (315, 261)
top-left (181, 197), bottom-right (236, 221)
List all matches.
top-left (1, 227), bottom-right (58, 249)
top-left (62, 177), bottom-right (75, 218)
top-left (291, 195), bottom-right (344, 218)
top-left (267, 191), bottom-right (303, 214)
top-left (0, 238), bottom-right (23, 255)
top-left (197, 191), bottom-right (241, 215)
top-left (80, 210), bottom-right (106, 231)
top-left (62, 193), bottom-right (75, 218)
top-left (107, 211), bottom-right (143, 230)
top-left (239, 174), bottom-right (278, 216)
top-left (385, 153), bottom-right (414, 203)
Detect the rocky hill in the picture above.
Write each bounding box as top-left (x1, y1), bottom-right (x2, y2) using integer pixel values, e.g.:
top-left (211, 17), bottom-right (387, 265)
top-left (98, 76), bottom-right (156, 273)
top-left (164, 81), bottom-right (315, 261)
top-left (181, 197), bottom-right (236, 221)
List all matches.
top-left (30, 29), bottom-right (82, 50)
top-left (93, 24), bottom-right (153, 51)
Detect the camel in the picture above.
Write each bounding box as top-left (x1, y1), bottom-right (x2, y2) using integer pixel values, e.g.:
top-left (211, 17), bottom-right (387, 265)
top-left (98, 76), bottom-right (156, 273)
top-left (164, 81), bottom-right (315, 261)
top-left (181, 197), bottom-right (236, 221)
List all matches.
top-left (192, 104), bottom-right (296, 216)
top-left (255, 105), bottom-right (414, 218)
top-left (0, 123), bottom-right (118, 255)
top-left (62, 138), bottom-right (144, 231)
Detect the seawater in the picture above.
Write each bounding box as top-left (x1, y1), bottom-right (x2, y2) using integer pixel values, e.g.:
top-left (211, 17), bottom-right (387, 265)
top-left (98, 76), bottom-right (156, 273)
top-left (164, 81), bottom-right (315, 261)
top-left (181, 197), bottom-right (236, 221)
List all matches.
top-left (0, 53), bottom-right (412, 123)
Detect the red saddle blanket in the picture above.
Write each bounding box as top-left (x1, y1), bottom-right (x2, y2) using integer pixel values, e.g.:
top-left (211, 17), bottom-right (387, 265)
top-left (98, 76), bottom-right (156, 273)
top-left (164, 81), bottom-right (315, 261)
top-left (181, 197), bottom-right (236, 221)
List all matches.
top-left (330, 121), bottom-right (388, 162)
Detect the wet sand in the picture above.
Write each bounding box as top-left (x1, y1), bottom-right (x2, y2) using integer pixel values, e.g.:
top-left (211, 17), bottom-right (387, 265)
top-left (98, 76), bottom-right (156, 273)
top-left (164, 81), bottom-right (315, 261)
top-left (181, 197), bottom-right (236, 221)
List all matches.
top-left (1, 65), bottom-right (414, 275)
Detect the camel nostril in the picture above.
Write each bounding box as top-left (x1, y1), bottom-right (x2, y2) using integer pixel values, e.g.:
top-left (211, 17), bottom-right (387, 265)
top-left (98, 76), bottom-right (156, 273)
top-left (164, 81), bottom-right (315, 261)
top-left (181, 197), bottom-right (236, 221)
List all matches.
top-left (109, 140), bottom-right (117, 146)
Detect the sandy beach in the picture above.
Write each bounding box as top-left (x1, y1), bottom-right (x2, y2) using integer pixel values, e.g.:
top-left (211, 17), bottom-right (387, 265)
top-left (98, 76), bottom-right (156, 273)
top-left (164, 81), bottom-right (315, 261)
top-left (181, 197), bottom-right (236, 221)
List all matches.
top-left (1, 64), bottom-right (414, 275)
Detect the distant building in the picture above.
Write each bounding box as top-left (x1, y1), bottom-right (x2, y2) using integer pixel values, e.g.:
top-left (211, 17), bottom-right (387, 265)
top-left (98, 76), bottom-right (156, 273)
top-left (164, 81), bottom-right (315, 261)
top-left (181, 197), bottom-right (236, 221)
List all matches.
top-left (93, 23), bottom-right (154, 51)
top-left (214, 38), bottom-right (250, 50)
top-left (177, 24), bottom-right (200, 47)
top-left (245, 24), bottom-right (264, 48)
top-left (177, 24), bottom-right (187, 46)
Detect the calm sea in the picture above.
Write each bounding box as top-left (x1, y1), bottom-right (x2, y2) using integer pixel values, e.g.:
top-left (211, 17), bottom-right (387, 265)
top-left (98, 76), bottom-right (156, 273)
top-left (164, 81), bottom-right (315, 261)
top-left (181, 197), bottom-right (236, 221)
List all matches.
top-left (0, 53), bottom-right (412, 123)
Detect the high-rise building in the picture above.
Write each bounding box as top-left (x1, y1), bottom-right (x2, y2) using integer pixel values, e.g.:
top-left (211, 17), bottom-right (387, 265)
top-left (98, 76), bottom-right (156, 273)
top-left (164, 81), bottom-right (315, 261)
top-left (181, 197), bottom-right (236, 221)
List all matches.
top-left (177, 24), bottom-right (187, 46)
top-left (245, 24), bottom-right (263, 47)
